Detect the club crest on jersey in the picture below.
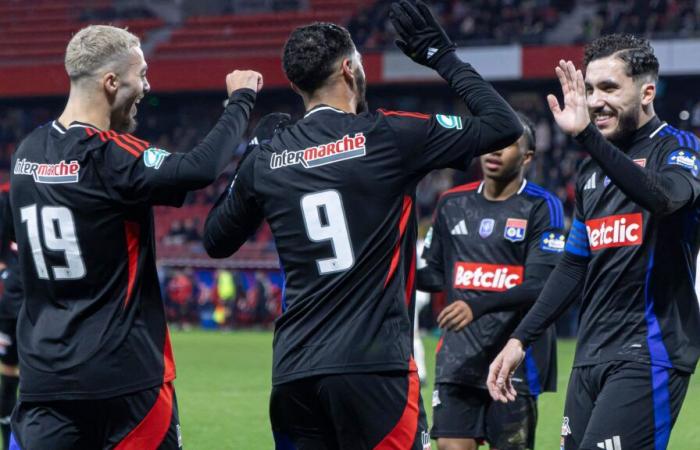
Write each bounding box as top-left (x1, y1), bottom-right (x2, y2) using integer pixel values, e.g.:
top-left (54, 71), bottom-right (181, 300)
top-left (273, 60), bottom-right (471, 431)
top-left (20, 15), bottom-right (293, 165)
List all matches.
top-left (143, 147), bottom-right (170, 170)
top-left (541, 232), bottom-right (566, 253)
top-left (479, 218), bottom-right (495, 238)
top-left (270, 133), bottom-right (366, 170)
top-left (667, 150), bottom-right (699, 177)
top-left (14, 158), bottom-right (80, 184)
top-left (436, 114), bottom-right (463, 130)
top-left (504, 218), bottom-right (527, 242)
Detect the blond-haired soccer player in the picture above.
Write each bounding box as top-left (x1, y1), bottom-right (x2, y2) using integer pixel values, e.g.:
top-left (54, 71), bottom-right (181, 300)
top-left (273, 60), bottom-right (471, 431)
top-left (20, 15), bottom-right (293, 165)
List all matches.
top-left (9, 25), bottom-right (261, 449)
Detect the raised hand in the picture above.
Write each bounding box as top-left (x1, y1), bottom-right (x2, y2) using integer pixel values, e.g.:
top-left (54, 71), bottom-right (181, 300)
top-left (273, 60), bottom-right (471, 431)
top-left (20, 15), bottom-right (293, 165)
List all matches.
top-left (389, 0), bottom-right (455, 68)
top-left (547, 60), bottom-right (590, 136)
top-left (487, 338), bottom-right (525, 403)
top-left (226, 70), bottom-right (264, 96)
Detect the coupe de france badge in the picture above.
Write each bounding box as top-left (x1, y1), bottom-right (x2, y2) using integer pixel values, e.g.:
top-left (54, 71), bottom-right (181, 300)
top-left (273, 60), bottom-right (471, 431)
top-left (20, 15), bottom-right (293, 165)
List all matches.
top-left (143, 147), bottom-right (171, 170)
top-left (504, 218), bottom-right (527, 242)
top-left (436, 114), bottom-right (463, 130)
top-left (479, 218), bottom-right (495, 238)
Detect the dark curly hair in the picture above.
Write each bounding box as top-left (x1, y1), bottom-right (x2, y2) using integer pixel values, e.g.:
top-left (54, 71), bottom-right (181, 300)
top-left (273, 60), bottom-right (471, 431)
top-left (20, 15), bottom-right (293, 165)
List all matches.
top-left (282, 22), bottom-right (356, 94)
top-left (583, 33), bottom-right (659, 81)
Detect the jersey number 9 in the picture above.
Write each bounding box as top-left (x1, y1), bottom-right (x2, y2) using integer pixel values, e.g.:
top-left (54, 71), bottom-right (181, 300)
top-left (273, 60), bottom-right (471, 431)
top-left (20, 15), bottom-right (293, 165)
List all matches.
top-left (301, 190), bottom-right (355, 275)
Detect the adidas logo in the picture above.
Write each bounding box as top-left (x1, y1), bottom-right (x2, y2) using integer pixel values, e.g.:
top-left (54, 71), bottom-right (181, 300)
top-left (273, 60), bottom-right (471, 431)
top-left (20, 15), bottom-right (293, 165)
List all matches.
top-left (451, 220), bottom-right (468, 235)
top-left (427, 47), bottom-right (438, 59)
top-left (596, 436), bottom-right (621, 450)
top-left (584, 173), bottom-right (597, 190)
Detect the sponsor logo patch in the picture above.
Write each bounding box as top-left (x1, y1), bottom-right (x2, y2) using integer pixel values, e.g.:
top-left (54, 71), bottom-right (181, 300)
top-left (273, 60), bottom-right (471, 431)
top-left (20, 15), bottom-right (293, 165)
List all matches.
top-left (479, 218), bottom-right (495, 238)
top-left (270, 133), bottom-right (366, 169)
top-left (14, 158), bottom-right (80, 184)
top-left (585, 213), bottom-right (643, 250)
top-left (667, 150), bottom-right (699, 177)
top-left (436, 114), bottom-right (463, 130)
top-left (143, 147), bottom-right (170, 169)
top-left (541, 232), bottom-right (566, 253)
top-left (453, 262), bottom-right (523, 291)
top-left (504, 218), bottom-right (527, 242)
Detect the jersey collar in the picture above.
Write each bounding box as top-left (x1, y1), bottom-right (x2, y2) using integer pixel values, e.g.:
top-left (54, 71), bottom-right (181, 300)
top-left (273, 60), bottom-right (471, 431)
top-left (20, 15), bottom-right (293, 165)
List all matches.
top-left (303, 105), bottom-right (348, 118)
top-left (477, 179), bottom-right (527, 196)
top-left (51, 120), bottom-right (100, 135)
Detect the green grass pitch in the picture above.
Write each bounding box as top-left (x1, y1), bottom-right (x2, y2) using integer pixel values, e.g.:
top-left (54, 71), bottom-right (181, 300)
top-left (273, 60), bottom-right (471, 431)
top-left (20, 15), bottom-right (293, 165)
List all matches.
top-left (171, 330), bottom-right (700, 449)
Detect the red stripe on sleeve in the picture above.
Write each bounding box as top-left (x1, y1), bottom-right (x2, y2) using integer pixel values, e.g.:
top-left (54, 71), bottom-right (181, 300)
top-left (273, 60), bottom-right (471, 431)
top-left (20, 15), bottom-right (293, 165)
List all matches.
top-left (114, 382), bottom-right (174, 450)
top-left (373, 362), bottom-right (421, 450)
top-left (435, 336), bottom-right (444, 354)
top-left (121, 133), bottom-right (149, 152)
top-left (123, 221), bottom-right (140, 309)
top-left (384, 196), bottom-right (413, 288)
top-left (107, 131), bottom-right (142, 157)
top-left (124, 133), bottom-right (150, 148)
top-left (378, 109), bottom-right (430, 120)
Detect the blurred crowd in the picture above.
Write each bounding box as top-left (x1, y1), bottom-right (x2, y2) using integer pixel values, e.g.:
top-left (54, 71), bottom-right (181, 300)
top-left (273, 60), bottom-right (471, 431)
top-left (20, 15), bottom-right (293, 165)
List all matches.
top-left (3, 74), bottom-right (700, 331)
top-left (348, 0), bottom-right (700, 48)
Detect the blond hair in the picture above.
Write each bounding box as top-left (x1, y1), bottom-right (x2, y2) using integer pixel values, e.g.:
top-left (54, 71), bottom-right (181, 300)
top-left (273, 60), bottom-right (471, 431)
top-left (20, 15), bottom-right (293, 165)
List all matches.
top-left (65, 25), bottom-right (140, 81)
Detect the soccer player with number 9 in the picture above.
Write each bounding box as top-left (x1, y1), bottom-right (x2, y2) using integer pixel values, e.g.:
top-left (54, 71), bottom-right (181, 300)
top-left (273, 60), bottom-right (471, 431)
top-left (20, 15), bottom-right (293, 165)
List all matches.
top-left (203, 1), bottom-right (522, 448)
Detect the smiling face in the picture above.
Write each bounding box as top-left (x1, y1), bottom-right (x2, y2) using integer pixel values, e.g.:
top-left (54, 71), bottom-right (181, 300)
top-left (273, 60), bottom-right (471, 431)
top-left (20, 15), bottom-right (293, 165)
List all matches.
top-left (585, 55), bottom-right (647, 142)
top-left (109, 46), bottom-right (150, 133)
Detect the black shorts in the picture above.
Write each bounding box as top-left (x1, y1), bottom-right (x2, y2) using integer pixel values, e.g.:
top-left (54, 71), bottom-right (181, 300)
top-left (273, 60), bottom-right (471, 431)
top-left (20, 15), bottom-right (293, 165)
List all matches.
top-left (0, 318), bottom-right (17, 367)
top-left (431, 383), bottom-right (537, 450)
top-left (11, 382), bottom-right (181, 450)
top-left (561, 361), bottom-right (690, 450)
top-left (270, 370), bottom-right (430, 450)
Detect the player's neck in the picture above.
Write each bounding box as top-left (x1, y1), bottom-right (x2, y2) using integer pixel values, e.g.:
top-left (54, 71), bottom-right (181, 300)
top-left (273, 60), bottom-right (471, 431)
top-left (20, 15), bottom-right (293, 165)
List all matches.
top-left (482, 175), bottom-right (523, 201)
top-left (305, 84), bottom-right (356, 114)
top-left (58, 91), bottom-right (109, 131)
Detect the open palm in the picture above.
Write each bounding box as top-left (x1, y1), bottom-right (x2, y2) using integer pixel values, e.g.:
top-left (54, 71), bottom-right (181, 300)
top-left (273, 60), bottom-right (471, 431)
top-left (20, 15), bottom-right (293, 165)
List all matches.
top-left (547, 60), bottom-right (590, 136)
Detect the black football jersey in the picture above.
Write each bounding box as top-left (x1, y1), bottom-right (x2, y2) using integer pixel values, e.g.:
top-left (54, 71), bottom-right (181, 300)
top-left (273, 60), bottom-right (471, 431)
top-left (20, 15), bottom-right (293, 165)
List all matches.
top-left (564, 117), bottom-right (700, 372)
top-left (205, 105), bottom-right (519, 385)
top-left (11, 121), bottom-right (186, 401)
top-left (0, 187), bottom-right (22, 319)
top-left (422, 180), bottom-right (563, 394)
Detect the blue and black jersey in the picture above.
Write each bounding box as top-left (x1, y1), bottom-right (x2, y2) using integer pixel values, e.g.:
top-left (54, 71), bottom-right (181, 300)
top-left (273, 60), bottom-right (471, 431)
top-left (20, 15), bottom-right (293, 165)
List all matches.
top-left (420, 180), bottom-right (562, 395)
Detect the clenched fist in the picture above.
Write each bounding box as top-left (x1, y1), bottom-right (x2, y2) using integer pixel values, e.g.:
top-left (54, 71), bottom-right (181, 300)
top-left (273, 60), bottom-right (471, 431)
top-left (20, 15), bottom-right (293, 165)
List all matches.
top-left (226, 70), bottom-right (264, 96)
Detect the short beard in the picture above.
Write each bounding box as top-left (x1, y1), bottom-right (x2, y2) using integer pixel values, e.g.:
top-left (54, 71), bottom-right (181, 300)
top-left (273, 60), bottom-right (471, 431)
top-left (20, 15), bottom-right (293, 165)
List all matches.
top-left (354, 67), bottom-right (368, 114)
top-left (111, 110), bottom-right (137, 134)
top-left (607, 99), bottom-right (641, 144)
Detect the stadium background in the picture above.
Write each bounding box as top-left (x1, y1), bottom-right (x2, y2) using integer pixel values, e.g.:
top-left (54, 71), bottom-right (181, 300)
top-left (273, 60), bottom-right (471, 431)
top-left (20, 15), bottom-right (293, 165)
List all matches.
top-left (1, 0), bottom-right (699, 448)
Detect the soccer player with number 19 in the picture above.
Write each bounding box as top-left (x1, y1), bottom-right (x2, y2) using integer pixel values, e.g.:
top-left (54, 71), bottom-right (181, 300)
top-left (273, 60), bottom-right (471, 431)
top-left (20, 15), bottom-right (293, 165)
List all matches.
top-left (489, 34), bottom-right (700, 450)
top-left (203, 1), bottom-right (522, 448)
top-left (10, 25), bottom-right (261, 449)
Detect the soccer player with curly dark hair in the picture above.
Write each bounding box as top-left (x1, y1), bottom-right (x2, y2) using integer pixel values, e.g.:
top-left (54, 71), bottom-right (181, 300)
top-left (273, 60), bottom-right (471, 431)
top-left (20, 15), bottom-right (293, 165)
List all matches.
top-left (204, 1), bottom-right (523, 448)
top-left (490, 33), bottom-right (700, 450)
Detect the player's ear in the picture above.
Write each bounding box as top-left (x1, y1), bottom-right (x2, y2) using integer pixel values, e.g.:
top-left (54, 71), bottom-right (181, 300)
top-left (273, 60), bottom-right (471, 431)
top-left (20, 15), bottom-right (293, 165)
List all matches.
top-left (102, 71), bottom-right (119, 97)
top-left (522, 149), bottom-right (535, 168)
top-left (340, 57), bottom-right (354, 85)
top-left (640, 80), bottom-right (655, 106)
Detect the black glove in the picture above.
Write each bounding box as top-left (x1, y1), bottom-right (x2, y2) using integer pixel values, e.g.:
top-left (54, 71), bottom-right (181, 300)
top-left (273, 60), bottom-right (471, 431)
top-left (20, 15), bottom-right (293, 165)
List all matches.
top-left (225, 112), bottom-right (293, 196)
top-left (389, 0), bottom-right (456, 68)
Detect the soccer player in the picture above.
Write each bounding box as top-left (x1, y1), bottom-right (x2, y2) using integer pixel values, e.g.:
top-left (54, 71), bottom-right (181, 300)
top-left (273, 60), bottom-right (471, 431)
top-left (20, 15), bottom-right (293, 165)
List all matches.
top-left (9, 25), bottom-right (261, 449)
top-left (488, 34), bottom-right (700, 450)
top-left (418, 114), bottom-right (561, 450)
top-left (203, 1), bottom-right (523, 448)
top-left (0, 185), bottom-right (21, 450)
